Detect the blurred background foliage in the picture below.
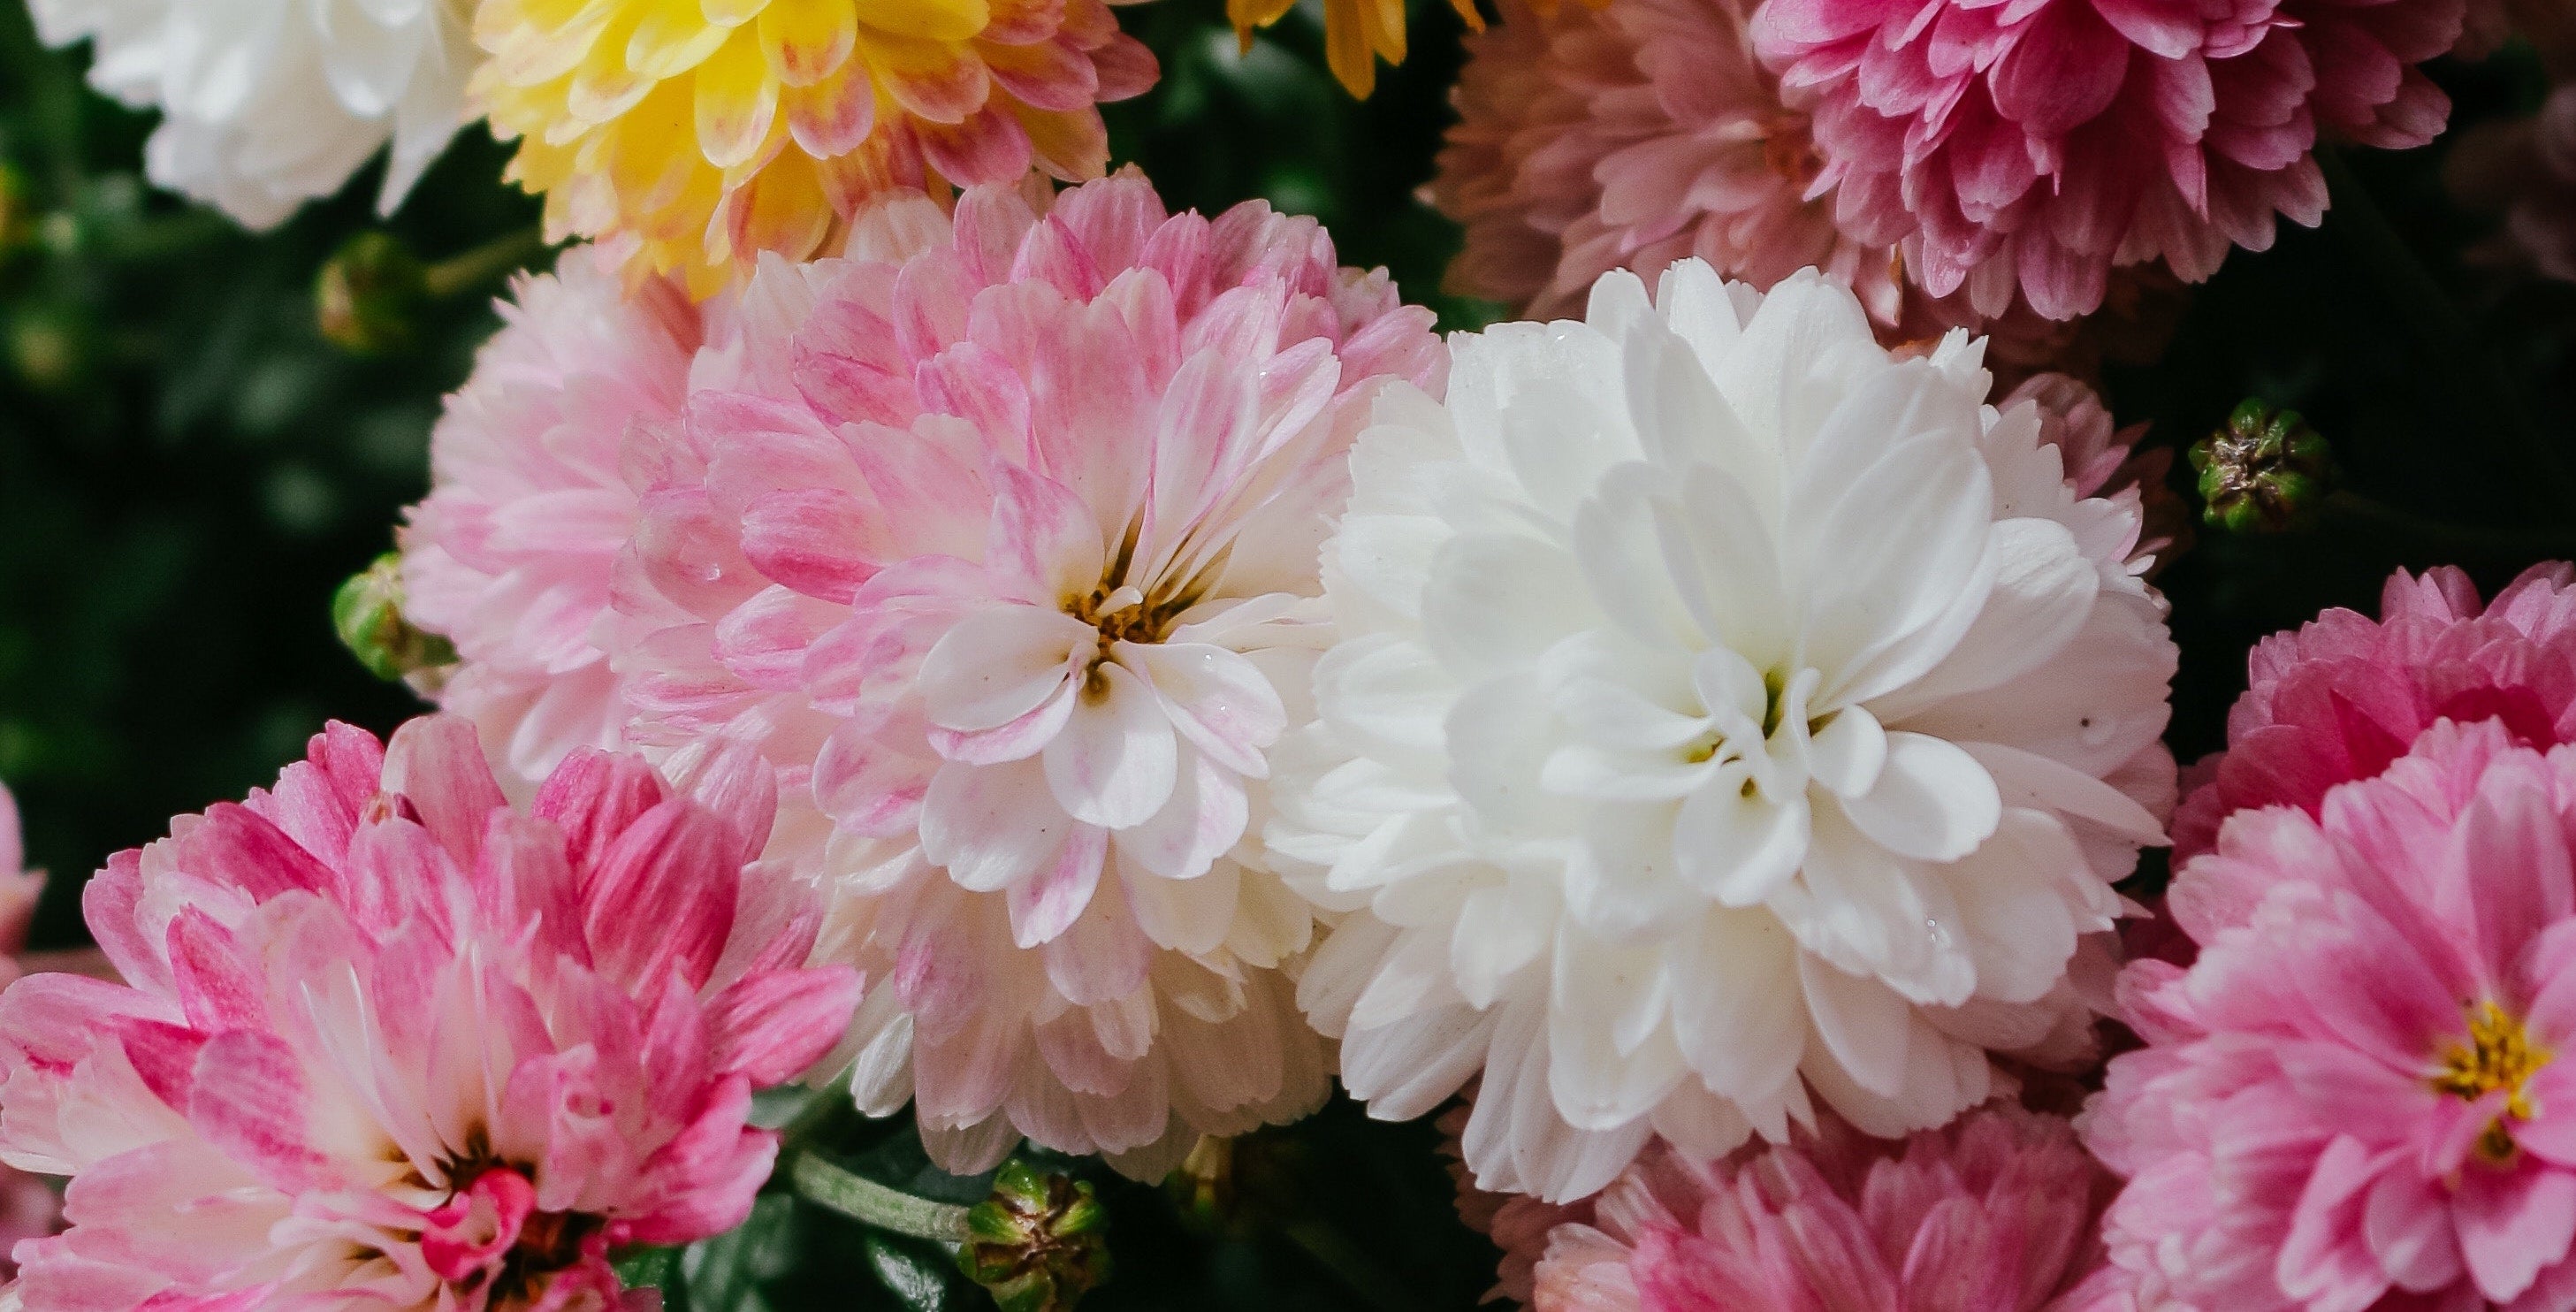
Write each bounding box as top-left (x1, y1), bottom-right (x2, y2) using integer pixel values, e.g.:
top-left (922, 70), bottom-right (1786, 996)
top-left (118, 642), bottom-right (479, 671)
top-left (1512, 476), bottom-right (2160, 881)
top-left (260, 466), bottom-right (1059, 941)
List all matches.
top-left (1, 0), bottom-right (2573, 1302)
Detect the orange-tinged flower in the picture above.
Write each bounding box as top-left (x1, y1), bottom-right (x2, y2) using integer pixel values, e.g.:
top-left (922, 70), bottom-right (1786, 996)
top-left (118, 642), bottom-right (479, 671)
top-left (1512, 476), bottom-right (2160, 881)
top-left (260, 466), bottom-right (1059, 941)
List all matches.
top-left (473, 0), bottom-right (1158, 294)
top-left (1227, 0), bottom-right (1486, 98)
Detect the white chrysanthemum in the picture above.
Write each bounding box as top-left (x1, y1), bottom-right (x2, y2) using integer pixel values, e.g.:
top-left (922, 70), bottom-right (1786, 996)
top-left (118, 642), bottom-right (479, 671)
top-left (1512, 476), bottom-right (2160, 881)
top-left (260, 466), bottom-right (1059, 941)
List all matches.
top-left (30, 0), bottom-right (475, 226)
top-left (1271, 261), bottom-right (2177, 1203)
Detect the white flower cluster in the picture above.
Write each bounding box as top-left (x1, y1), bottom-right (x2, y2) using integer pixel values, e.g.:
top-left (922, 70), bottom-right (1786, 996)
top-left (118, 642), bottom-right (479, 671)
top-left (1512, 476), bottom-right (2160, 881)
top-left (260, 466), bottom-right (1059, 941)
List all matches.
top-left (31, 0), bottom-right (475, 225)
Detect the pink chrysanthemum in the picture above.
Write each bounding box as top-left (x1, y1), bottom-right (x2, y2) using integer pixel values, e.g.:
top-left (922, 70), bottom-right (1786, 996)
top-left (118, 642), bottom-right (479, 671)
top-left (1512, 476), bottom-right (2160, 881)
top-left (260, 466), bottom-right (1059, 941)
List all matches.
top-left (609, 172), bottom-right (1445, 1176)
top-left (0, 782), bottom-right (61, 1277)
top-left (0, 717), bottom-right (859, 1310)
top-left (1452, 1100), bottom-right (2125, 1310)
top-left (1429, 0), bottom-right (1902, 324)
top-left (2090, 720), bottom-right (2576, 1309)
top-left (2172, 563), bottom-right (2576, 862)
top-left (1754, 0), bottom-right (2465, 321)
top-left (402, 246), bottom-right (706, 790)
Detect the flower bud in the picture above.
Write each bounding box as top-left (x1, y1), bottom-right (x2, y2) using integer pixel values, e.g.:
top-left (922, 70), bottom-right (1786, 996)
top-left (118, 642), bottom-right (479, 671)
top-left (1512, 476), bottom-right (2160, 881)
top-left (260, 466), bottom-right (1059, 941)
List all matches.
top-left (960, 1162), bottom-right (1109, 1312)
top-left (316, 232), bottom-right (427, 355)
top-left (332, 553), bottom-right (455, 684)
top-left (2190, 400), bottom-right (2332, 534)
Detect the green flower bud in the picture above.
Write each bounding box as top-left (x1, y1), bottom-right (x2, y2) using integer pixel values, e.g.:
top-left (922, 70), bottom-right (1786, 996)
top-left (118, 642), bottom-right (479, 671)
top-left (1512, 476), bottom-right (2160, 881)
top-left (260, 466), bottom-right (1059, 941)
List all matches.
top-left (316, 232), bottom-right (428, 355)
top-left (333, 553), bottom-right (455, 684)
top-left (960, 1162), bottom-right (1110, 1312)
top-left (2189, 399), bottom-right (2332, 534)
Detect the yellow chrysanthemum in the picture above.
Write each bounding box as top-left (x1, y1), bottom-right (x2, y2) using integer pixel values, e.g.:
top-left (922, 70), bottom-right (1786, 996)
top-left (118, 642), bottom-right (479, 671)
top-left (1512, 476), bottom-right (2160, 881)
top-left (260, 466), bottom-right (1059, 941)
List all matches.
top-left (473, 0), bottom-right (1159, 295)
top-left (1228, 0), bottom-right (1481, 98)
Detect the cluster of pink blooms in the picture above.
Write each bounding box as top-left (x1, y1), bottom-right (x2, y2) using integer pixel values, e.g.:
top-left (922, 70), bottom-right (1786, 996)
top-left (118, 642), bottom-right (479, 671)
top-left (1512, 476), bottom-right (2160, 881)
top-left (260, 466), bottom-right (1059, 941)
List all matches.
top-left (1449, 1101), bottom-right (2128, 1310)
top-left (0, 718), bottom-right (858, 1309)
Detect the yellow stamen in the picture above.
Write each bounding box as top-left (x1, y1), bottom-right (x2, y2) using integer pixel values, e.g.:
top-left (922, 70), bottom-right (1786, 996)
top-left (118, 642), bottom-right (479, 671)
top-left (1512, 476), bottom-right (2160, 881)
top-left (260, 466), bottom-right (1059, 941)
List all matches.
top-left (2432, 1000), bottom-right (2553, 1163)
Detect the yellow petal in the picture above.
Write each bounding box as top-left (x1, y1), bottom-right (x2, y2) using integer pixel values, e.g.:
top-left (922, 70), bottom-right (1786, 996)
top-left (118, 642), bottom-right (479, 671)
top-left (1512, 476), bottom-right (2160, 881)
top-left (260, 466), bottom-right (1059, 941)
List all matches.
top-left (783, 68), bottom-right (878, 155)
top-left (693, 32), bottom-right (781, 168)
top-left (735, 156), bottom-right (837, 263)
top-left (628, 0), bottom-right (731, 77)
top-left (702, 0), bottom-right (768, 26)
top-left (857, 30), bottom-right (989, 123)
top-left (758, 0), bottom-right (859, 85)
top-left (1322, 0), bottom-right (1376, 97)
top-left (568, 7), bottom-right (656, 122)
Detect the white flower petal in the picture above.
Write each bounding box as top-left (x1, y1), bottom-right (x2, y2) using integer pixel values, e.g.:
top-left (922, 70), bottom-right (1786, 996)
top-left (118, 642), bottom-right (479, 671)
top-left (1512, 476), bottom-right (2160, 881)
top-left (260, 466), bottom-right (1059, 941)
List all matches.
top-left (918, 606), bottom-right (1092, 733)
top-left (1838, 731), bottom-right (2001, 863)
top-left (1673, 767), bottom-right (1809, 905)
top-left (1043, 662), bottom-right (1179, 830)
top-left (919, 758), bottom-right (1076, 894)
top-left (1126, 641), bottom-right (1286, 779)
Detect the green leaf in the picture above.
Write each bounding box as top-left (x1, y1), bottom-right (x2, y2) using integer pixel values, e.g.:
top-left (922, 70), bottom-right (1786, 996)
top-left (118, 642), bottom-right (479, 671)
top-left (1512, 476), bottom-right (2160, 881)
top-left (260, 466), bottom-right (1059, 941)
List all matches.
top-left (860, 1232), bottom-right (973, 1312)
top-left (683, 1194), bottom-right (800, 1312)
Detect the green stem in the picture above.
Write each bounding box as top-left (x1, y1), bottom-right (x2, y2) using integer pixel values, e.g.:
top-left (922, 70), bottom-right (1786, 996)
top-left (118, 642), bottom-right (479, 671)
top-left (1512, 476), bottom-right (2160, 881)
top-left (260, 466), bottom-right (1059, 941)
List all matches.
top-left (791, 1152), bottom-right (973, 1245)
top-left (1282, 1220), bottom-right (1414, 1312)
top-left (2323, 491), bottom-right (2576, 560)
top-left (2319, 149), bottom-right (2576, 509)
top-left (423, 227), bottom-right (550, 300)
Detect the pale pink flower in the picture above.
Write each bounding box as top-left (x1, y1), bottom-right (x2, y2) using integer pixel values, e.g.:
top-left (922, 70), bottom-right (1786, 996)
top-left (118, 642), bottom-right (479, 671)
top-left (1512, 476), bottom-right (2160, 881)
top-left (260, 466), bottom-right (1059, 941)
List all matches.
top-left (1755, 0), bottom-right (2465, 321)
top-left (611, 172), bottom-right (1446, 1177)
top-left (1429, 0), bottom-right (1903, 324)
top-left (0, 716), bottom-right (859, 1310)
top-left (2172, 563), bottom-right (2576, 862)
top-left (2090, 720), bottom-right (2576, 1309)
top-left (1461, 1100), bottom-right (2125, 1311)
top-left (401, 246), bottom-right (705, 790)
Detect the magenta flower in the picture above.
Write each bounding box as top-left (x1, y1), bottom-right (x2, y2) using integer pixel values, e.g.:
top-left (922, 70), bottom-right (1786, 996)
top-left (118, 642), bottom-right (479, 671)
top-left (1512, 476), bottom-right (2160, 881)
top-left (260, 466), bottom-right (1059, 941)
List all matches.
top-left (611, 172), bottom-right (1444, 1175)
top-left (0, 782), bottom-right (62, 1278)
top-left (2092, 720), bottom-right (2576, 1309)
top-left (1754, 0), bottom-right (2465, 321)
top-left (0, 716), bottom-right (859, 1310)
top-left (1454, 1101), bottom-right (2125, 1310)
top-left (401, 246), bottom-right (705, 790)
top-left (2173, 563), bottom-right (2576, 862)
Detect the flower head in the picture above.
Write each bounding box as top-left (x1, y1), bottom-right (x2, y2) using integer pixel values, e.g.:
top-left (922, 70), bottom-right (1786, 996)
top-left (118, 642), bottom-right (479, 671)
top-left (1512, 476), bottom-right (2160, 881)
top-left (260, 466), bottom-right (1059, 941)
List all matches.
top-left (611, 172), bottom-right (1445, 1175)
top-left (0, 782), bottom-right (63, 1275)
top-left (471, 0), bottom-right (1158, 294)
top-left (1271, 259), bottom-right (2175, 1202)
top-left (1754, 0), bottom-right (2465, 320)
top-left (2171, 563), bottom-right (2576, 861)
top-left (1461, 1101), bottom-right (2123, 1311)
top-left (29, 0), bottom-right (475, 226)
top-left (2091, 720), bottom-right (2576, 1308)
top-left (1429, 0), bottom-right (1897, 324)
top-left (401, 245), bottom-right (704, 790)
top-left (0, 716), bottom-right (861, 1311)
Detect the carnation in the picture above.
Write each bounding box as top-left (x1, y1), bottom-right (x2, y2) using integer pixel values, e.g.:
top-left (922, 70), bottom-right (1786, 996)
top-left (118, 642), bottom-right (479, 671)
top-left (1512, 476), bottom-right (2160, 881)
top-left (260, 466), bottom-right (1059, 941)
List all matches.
top-left (1457, 1100), bottom-right (2125, 1310)
top-left (2090, 720), bottom-right (2576, 1308)
top-left (2171, 563), bottom-right (2576, 862)
top-left (470, 0), bottom-right (1157, 294)
top-left (400, 246), bottom-right (707, 791)
top-left (1754, 0), bottom-right (2465, 320)
top-left (1271, 259), bottom-right (2176, 1202)
top-left (0, 716), bottom-right (860, 1310)
top-left (0, 782), bottom-right (61, 1277)
top-left (1429, 0), bottom-right (1902, 325)
top-left (28, 0), bottom-right (474, 226)
top-left (605, 172), bottom-right (1445, 1176)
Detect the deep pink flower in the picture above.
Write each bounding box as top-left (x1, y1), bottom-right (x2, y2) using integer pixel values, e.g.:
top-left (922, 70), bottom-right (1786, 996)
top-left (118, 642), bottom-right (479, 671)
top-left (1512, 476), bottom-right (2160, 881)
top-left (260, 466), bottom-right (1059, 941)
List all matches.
top-left (401, 246), bottom-right (705, 790)
top-left (0, 782), bottom-right (61, 1277)
top-left (1429, 0), bottom-right (1905, 324)
top-left (609, 172), bottom-right (1444, 1176)
top-left (1755, 0), bottom-right (2465, 321)
top-left (0, 716), bottom-right (859, 1310)
top-left (2172, 563), bottom-right (2576, 862)
top-left (2092, 720), bottom-right (2576, 1309)
top-left (1454, 1100), bottom-right (2126, 1310)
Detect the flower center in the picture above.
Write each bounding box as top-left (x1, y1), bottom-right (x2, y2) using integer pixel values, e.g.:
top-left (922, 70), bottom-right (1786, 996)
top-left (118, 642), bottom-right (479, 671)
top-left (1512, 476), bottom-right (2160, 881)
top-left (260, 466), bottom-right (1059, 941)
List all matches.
top-left (1760, 116), bottom-right (1825, 188)
top-left (423, 1164), bottom-right (609, 1308)
top-left (2431, 1000), bottom-right (2553, 1162)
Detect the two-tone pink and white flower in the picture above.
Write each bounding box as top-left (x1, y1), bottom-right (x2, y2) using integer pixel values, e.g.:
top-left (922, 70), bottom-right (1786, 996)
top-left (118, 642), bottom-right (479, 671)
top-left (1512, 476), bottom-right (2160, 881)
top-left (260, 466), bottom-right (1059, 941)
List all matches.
top-left (401, 245), bottom-right (705, 790)
top-left (0, 716), bottom-right (858, 1310)
top-left (611, 172), bottom-right (1446, 1176)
